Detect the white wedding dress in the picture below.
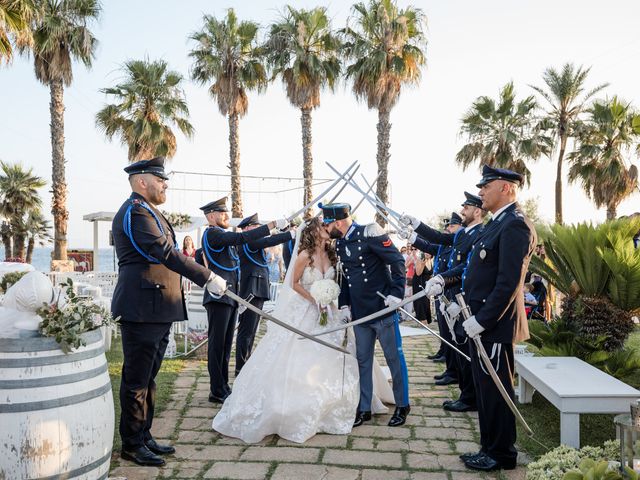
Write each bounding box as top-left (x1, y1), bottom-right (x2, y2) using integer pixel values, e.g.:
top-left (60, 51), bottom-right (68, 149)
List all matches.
top-left (212, 264), bottom-right (393, 444)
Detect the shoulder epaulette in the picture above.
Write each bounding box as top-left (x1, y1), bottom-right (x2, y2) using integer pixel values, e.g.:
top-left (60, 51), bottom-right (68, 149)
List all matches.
top-left (364, 222), bottom-right (385, 237)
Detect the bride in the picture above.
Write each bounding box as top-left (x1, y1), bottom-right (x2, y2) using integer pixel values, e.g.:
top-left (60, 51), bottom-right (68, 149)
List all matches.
top-left (212, 217), bottom-right (392, 444)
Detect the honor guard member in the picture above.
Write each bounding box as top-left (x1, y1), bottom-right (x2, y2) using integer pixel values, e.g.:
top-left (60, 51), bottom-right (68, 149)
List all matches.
top-left (282, 237), bottom-right (294, 270)
top-left (401, 193), bottom-right (487, 412)
top-left (236, 213), bottom-right (295, 374)
top-left (112, 157), bottom-right (227, 467)
top-left (456, 166), bottom-right (536, 471)
top-left (321, 203), bottom-right (411, 428)
top-left (197, 198), bottom-right (289, 403)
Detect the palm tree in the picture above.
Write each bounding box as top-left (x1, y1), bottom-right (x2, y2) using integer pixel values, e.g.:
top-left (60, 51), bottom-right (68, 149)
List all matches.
top-left (265, 5), bottom-right (341, 218)
top-left (96, 58), bottom-right (194, 162)
top-left (23, 209), bottom-right (52, 264)
top-left (568, 97), bottom-right (640, 220)
top-left (456, 82), bottom-right (552, 186)
top-left (1, 221), bottom-right (12, 259)
top-left (530, 63), bottom-right (608, 224)
top-left (30, 0), bottom-right (101, 262)
top-left (341, 0), bottom-right (426, 225)
top-left (0, 161), bottom-right (46, 260)
top-left (189, 9), bottom-right (267, 218)
top-left (0, 0), bottom-right (38, 64)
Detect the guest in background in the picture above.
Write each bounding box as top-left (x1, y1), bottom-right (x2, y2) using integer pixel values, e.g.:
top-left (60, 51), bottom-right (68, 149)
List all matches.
top-left (412, 251), bottom-right (433, 323)
top-left (182, 236), bottom-right (196, 258)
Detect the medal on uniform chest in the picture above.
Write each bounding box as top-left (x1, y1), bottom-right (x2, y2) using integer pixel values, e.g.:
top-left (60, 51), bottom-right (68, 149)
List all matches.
top-left (345, 245), bottom-right (352, 257)
top-left (479, 249), bottom-right (486, 260)
top-left (457, 254), bottom-right (461, 261)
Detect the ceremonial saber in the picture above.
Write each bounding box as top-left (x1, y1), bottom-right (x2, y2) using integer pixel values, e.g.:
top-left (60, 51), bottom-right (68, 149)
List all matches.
top-left (314, 164), bottom-right (361, 218)
top-left (309, 287), bottom-right (428, 337)
top-left (359, 173), bottom-right (404, 221)
top-left (375, 291), bottom-right (470, 362)
top-left (325, 162), bottom-right (402, 231)
top-left (351, 172), bottom-right (380, 215)
top-left (327, 161), bottom-right (404, 220)
top-left (455, 293), bottom-right (534, 436)
top-left (287, 160), bottom-right (358, 222)
top-left (224, 289), bottom-right (350, 354)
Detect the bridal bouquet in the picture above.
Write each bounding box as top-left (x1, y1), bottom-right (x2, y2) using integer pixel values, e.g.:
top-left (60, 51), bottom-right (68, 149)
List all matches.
top-left (309, 278), bottom-right (340, 326)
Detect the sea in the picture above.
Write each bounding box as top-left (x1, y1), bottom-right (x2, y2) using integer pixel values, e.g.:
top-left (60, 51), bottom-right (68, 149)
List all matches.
top-left (0, 247), bottom-right (118, 272)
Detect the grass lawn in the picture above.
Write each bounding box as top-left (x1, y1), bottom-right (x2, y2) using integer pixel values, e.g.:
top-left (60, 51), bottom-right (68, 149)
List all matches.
top-left (517, 326), bottom-right (640, 459)
top-left (106, 334), bottom-right (186, 452)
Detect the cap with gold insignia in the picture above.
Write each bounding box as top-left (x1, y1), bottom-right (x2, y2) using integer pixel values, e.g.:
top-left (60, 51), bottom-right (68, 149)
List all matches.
top-left (200, 196), bottom-right (229, 214)
top-left (319, 202), bottom-right (351, 224)
top-left (237, 213), bottom-right (260, 229)
top-left (476, 165), bottom-right (524, 188)
top-left (124, 157), bottom-right (169, 180)
top-left (462, 191), bottom-right (484, 209)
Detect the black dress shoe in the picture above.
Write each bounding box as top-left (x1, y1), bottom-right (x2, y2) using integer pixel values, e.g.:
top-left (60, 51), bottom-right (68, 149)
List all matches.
top-left (465, 453), bottom-right (516, 471)
top-left (435, 375), bottom-right (458, 386)
top-left (443, 400), bottom-right (477, 412)
top-left (121, 445), bottom-right (165, 466)
top-left (442, 399), bottom-right (454, 407)
top-left (388, 405), bottom-right (411, 427)
top-left (459, 451), bottom-right (484, 462)
top-left (146, 438), bottom-right (176, 455)
top-left (432, 356), bottom-right (446, 363)
top-left (434, 373), bottom-right (446, 380)
top-left (208, 393), bottom-right (227, 404)
top-left (353, 410), bottom-right (372, 427)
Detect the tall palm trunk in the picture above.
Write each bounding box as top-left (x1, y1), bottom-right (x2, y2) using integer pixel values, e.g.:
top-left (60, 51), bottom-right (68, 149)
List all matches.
top-left (50, 79), bottom-right (68, 261)
top-left (375, 108), bottom-right (391, 227)
top-left (606, 203), bottom-right (617, 221)
top-left (1, 225), bottom-right (12, 259)
top-left (301, 107), bottom-right (313, 220)
top-left (13, 234), bottom-right (26, 261)
top-left (228, 112), bottom-right (242, 218)
top-left (555, 131), bottom-right (568, 225)
top-left (26, 237), bottom-right (35, 264)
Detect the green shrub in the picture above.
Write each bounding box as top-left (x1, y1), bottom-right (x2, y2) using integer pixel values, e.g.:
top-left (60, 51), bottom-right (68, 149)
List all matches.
top-left (0, 271), bottom-right (28, 293)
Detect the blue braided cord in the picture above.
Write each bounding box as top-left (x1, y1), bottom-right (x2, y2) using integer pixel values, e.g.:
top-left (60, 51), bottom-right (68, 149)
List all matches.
top-left (123, 201), bottom-right (166, 264)
top-left (202, 227), bottom-right (240, 272)
top-left (242, 244), bottom-right (268, 268)
top-left (447, 229), bottom-right (464, 269)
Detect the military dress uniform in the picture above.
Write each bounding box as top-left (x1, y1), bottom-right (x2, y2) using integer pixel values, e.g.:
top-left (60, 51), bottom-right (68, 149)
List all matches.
top-left (460, 167), bottom-right (536, 470)
top-left (111, 158), bottom-right (213, 459)
top-left (282, 238), bottom-right (294, 270)
top-left (323, 204), bottom-right (409, 425)
top-left (236, 213), bottom-right (293, 374)
top-left (197, 199), bottom-right (273, 402)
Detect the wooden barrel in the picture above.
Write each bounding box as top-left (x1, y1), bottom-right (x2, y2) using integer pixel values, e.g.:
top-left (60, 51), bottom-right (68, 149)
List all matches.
top-left (0, 329), bottom-right (114, 479)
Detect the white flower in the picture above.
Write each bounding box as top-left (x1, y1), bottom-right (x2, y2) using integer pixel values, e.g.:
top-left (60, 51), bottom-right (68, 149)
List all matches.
top-left (309, 279), bottom-right (340, 306)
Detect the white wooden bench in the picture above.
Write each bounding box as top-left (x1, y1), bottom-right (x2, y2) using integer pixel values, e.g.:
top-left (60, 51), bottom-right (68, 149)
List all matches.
top-left (515, 356), bottom-right (640, 448)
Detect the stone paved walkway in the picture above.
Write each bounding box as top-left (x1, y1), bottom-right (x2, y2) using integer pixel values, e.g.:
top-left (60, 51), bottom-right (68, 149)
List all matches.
top-left (110, 329), bottom-right (527, 480)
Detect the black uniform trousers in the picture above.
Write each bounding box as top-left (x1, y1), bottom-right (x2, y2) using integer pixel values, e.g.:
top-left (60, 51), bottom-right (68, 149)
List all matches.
top-left (235, 297), bottom-right (265, 375)
top-left (119, 321), bottom-right (172, 449)
top-left (468, 339), bottom-right (517, 465)
top-left (453, 327), bottom-right (476, 406)
top-left (206, 302), bottom-right (237, 399)
top-left (435, 303), bottom-right (458, 379)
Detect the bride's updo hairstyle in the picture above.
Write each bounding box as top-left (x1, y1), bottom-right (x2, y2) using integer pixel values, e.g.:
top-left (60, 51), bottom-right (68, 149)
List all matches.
top-left (298, 217), bottom-right (338, 268)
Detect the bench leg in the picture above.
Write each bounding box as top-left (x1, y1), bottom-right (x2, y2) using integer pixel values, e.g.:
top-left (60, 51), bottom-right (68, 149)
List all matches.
top-left (560, 413), bottom-right (580, 448)
top-left (518, 378), bottom-right (535, 404)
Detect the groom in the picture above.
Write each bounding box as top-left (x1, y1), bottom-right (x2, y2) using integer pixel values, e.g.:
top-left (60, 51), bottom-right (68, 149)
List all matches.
top-left (321, 203), bottom-right (411, 427)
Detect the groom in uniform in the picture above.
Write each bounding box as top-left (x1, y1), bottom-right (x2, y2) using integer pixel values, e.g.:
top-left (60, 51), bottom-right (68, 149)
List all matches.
top-left (321, 203), bottom-right (411, 427)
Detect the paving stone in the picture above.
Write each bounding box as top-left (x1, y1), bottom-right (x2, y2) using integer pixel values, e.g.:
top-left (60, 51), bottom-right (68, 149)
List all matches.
top-left (174, 444), bottom-right (243, 461)
top-left (179, 417), bottom-right (212, 431)
top-left (240, 446), bottom-right (320, 463)
top-left (349, 424), bottom-right (411, 439)
top-left (351, 437), bottom-right (375, 450)
top-left (183, 406), bottom-right (215, 417)
top-left (271, 463), bottom-right (359, 480)
top-left (173, 460), bottom-right (205, 478)
top-left (362, 468), bottom-right (413, 480)
top-left (323, 449), bottom-right (403, 468)
top-left (150, 420), bottom-right (176, 438)
top-left (203, 461), bottom-right (270, 479)
top-left (410, 473), bottom-right (449, 480)
top-left (109, 466), bottom-right (160, 480)
top-left (414, 426), bottom-right (474, 441)
top-left (176, 429), bottom-right (219, 444)
top-left (277, 434), bottom-right (348, 448)
top-left (406, 453), bottom-right (468, 471)
top-left (375, 439), bottom-right (411, 451)
top-left (455, 440), bottom-right (482, 453)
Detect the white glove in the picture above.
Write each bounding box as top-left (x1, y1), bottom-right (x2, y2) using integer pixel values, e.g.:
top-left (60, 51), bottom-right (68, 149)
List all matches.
top-left (439, 301), bottom-right (447, 316)
top-left (289, 228), bottom-right (296, 238)
top-left (398, 227), bottom-right (417, 244)
top-left (399, 214), bottom-right (420, 229)
top-left (274, 217), bottom-right (289, 230)
top-left (424, 275), bottom-right (444, 297)
top-left (384, 295), bottom-right (402, 308)
top-left (206, 273), bottom-right (227, 296)
top-left (338, 306), bottom-right (352, 323)
top-left (446, 301), bottom-right (462, 320)
top-left (462, 315), bottom-right (485, 339)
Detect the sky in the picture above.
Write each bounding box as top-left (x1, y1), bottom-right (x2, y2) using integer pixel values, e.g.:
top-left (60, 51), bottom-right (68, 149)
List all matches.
top-left (1, 0), bottom-right (640, 248)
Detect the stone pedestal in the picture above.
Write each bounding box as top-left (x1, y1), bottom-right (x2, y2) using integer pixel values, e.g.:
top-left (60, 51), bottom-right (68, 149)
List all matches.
top-left (50, 260), bottom-right (74, 272)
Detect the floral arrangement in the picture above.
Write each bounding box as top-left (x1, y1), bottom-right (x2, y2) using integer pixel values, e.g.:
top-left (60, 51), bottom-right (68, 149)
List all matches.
top-left (37, 279), bottom-right (117, 353)
top-left (161, 211), bottom-right (192, 229)
top-left (309, 278), bottom-right (340, 326)
top-left (526, 441), bottom-right (621, 480)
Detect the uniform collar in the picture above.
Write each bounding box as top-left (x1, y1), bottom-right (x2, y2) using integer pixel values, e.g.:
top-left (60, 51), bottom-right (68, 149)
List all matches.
top-left (345, 222), bottom-right (358, 240)
top-left (464, 222), bottom-right (481, 233)
top-left (491, 202), bottom-right (516, 221)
